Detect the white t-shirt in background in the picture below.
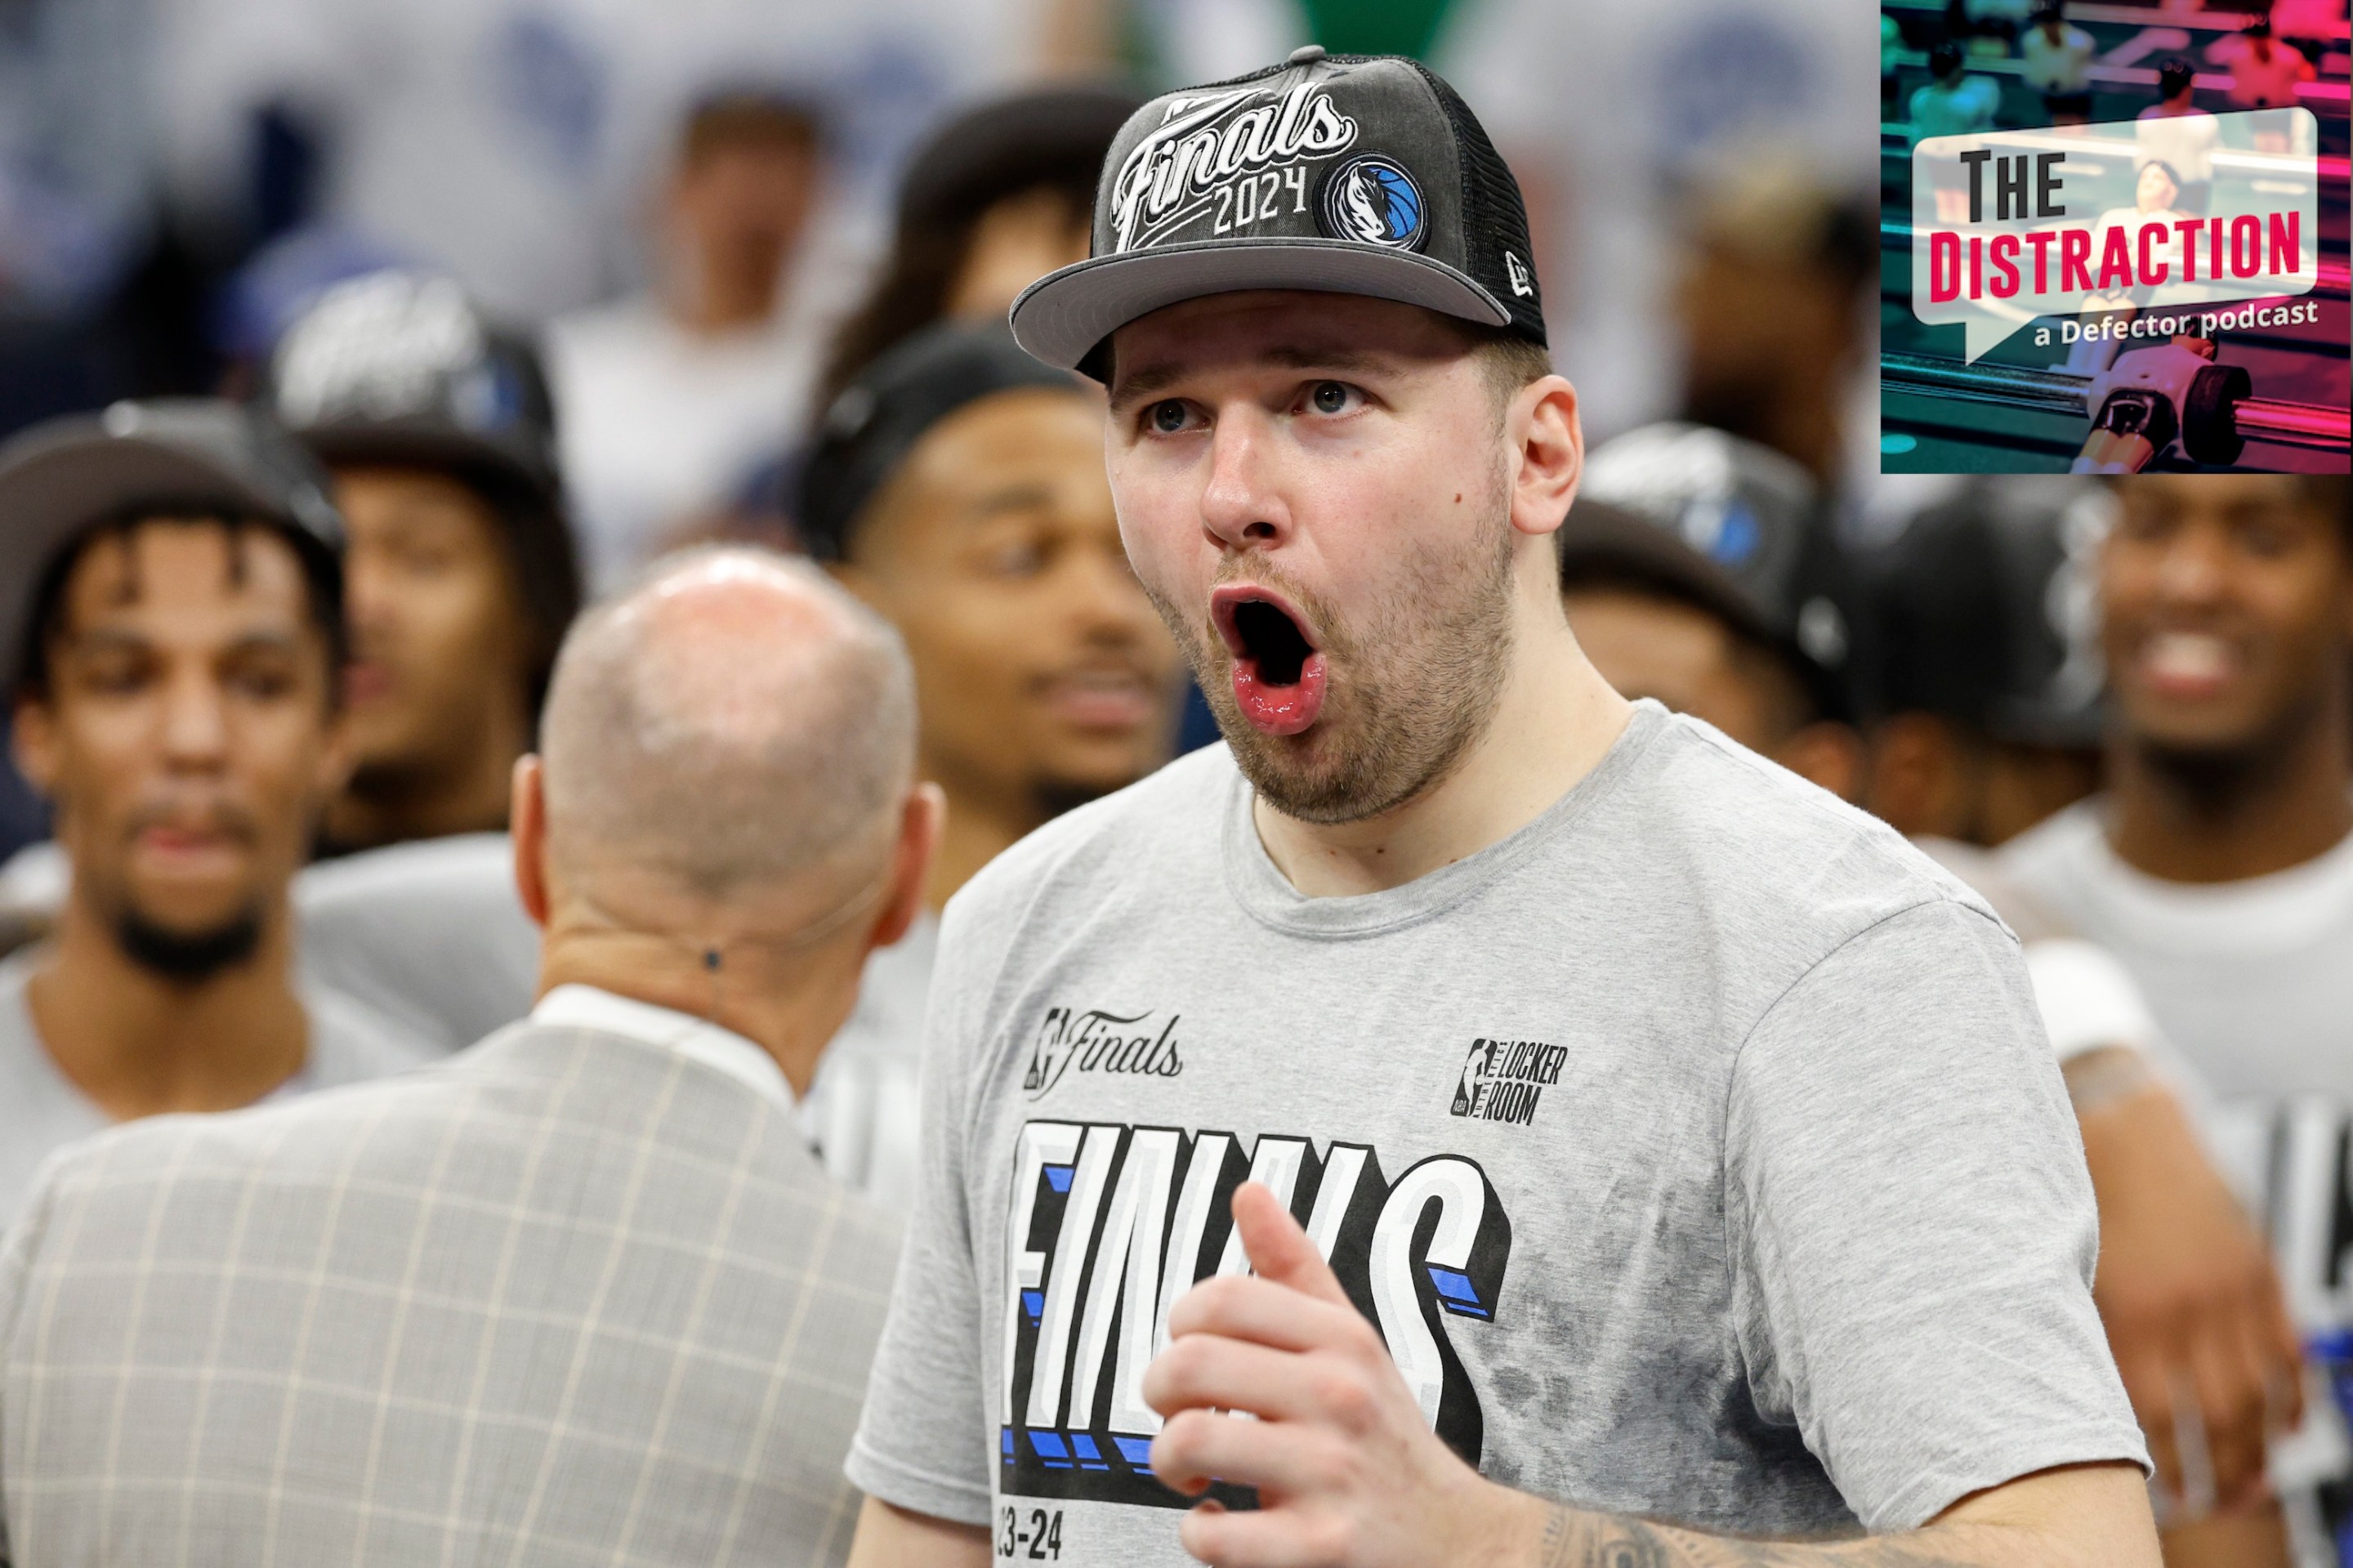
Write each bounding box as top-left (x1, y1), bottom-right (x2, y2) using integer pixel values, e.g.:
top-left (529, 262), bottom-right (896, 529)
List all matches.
top-left (0, 948), bottom-right (434, 1228)
top-left (545, 298), bottom-right (820, 591)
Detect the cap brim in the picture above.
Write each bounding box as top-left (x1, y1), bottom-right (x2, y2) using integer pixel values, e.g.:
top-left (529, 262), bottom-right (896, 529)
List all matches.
top-left (1555, 504), bottom-right (1784, 653)
top-left (1009, 239), bottom-right (1513, 373)
top-left (0, 436), bottom-right (302, 687)
top-left (299, 422), bottom-right (550, 497)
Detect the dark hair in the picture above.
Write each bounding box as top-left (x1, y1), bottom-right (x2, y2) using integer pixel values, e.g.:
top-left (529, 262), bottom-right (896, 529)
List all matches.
top-left (2158, 57), bottom-right (2194, 97)
top-left (1929, 39), bottom-right (1966, 79)
top-left (1558, 561), bottom-right (1822, 735)
top-left (13, 513), bottom-right (347, 705)
top-left (679, 89), bottom-right (822, 166)
top-left (2298, 476), bottom-right (2352, 553)
top-left (816, 87), bottom-right (1139, 406)
top-left (2246, 15), bottom-right (2273, 38)
top-left (2032, 4), bottom-right (2065, 25)
top-left (426, 458), bottom-right (579, 724)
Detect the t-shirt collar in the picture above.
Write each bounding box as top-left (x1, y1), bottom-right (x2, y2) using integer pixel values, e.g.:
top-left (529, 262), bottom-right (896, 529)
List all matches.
top-left (1221, 699), bottom-right (1666, 940)
top-left (532, 983), bottom-right (792, 1110)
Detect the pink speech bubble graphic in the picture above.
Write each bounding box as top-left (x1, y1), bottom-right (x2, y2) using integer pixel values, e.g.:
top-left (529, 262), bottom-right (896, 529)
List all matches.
top-left (1910, 109), bottom-right (2320, 364)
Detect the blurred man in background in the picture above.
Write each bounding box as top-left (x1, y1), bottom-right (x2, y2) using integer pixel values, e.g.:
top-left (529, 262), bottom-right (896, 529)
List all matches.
top-left (1863, 478), bottom-right (2308, 1568)
top-left (2000, 475), bottom-right (2353, 1562)
top-left (270, 270), bottom-right (582, 857)
top-left (1670, 165), bottom-right (1877, 497)
top-left (1440, 0), bottom-right (1874, 442)
top-left (0, 549), bottom-right (925, 1566)
top-left (1564, 422), bottom-right (1863, 799)
top-left (2002, 476), bottom-right (2353, 1110)
top-left (0, 400), bottom-right (428, 1224)
top-left (262, 271), bottom-right (582, 1054)
top-left (1860, 479), bottom-right (2104, 847)
top-left (549, 92), bottom-right (827, 590)
top-left (815, 84), bottom-right (1139, 410)
top-left (797, 322), bottom-right (1183, 1199)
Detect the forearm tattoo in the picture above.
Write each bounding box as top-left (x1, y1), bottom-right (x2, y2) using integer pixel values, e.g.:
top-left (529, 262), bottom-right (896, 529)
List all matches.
top-left (1538, 1505), bottom-right (1981, 1568)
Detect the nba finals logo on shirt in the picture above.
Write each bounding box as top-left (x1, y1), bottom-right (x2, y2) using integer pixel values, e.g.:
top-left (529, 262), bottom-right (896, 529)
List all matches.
top-left (1021, 1007), bottom-right (1185, 1101)
top-left (998, 1122), bottom-right (1511, 1509)
top-left (1449, 1038), bottom-right (1567, 1126)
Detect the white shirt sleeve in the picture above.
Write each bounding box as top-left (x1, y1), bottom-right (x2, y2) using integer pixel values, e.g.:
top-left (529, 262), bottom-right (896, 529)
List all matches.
top-left (2021, 938), bottom-right (2158, 1062)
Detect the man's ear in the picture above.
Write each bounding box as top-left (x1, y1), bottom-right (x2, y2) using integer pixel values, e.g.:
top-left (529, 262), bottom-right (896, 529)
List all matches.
top-left (314, 686), bottom-right (358, 802)
top-left (10, 698), bottom-right (58, 799)
top-left (1861, 713), bottom-right (1964, 838)
top-left (868, 782), bottom-right (946, 952)
top-left (511, 753), bottom-right (551, 928)
top-left (1773, 721), bottom-right (1866, 806)
top-left (1509, 373), bottom-right (1583, 543)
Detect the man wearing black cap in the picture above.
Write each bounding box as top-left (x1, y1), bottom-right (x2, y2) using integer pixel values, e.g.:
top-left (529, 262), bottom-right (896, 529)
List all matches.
top-left (1861, 480), bottom-right (2307, 1568)
top-left (1559, 422), bottom-right (1863, 799)
top-left (846, 48), bottom-right (2155, 1568)
top-left (0, 401), bottom-right (431, 1225)
top-left (1997, 475), bottom-right (2353, 1560)
top-left (817, 85), bottom-right (1144, 409)
top-left (268, 269), bottom-right (584, 859)
top-left (797, 321), bottom-right (1183, 1202)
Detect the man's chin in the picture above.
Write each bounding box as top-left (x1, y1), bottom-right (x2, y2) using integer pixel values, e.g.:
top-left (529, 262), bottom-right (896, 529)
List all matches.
top-left (114, 901), bottom-right (267, 982)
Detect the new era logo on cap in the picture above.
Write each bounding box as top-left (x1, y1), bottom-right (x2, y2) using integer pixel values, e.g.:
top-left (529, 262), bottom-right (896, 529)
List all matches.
top-left (1011, 48), bottom-right (1546, 375)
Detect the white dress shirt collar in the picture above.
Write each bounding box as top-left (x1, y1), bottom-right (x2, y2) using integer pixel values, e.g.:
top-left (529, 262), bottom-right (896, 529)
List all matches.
top-left (531, 984), bottom-right (792, 1110)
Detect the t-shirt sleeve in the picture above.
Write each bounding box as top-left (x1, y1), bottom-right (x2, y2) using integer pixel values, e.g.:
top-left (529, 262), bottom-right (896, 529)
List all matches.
top-left (1725, 897), bottom-right (2150, 1533)
top-left (843, 895), bottom-right (1001, 1526)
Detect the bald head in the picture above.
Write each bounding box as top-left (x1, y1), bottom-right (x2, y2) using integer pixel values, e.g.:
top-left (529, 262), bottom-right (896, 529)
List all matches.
top-left (538, 548), bottom-right (916, 909)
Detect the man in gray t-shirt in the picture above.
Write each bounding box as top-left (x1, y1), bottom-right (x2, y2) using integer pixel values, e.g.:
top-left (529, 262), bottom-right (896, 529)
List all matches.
top-left (848, 50), bottom-right (2154, 1568)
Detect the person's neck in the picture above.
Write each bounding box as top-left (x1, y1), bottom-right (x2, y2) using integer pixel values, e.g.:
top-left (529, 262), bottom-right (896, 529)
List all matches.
top-left (2105, 708), bottom-right (2353, 883)
top-left (669, 256), bottom-right (781, 337)
top-left (922, 764), bottom-right (1052, 912)
top-left (534, 931), bottom-right (864, 1097)
top-left (324, 717), bottom-right (524, 852)
top-left (1255, 590), bottom-right (1632, 898)
top-left (25, 895), bottom-right (309, 1120)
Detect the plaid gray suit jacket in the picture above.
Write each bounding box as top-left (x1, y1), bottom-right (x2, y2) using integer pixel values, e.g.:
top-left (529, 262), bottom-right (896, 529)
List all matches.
top-left (0, 1016), bottom-right (904, 1567)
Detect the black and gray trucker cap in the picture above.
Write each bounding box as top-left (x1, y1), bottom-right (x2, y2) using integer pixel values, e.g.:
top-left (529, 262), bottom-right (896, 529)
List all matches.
top-left (268, 270), bottom-right (560, 498)
top-left (1010, 46), bottom-right (1545, 376)
top-left (0, 399), bottom-right (345, 686)
top-left (1863, 478), bottom-right (2107, 748)
top-left (1569, 422), bottom-right (1857, 721)
top-left (801, 323), bottom-right (1080, 561)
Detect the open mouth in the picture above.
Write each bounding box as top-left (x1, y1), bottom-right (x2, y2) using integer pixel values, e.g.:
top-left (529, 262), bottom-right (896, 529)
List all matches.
top-left (1211, 586), bottom-right (1328, 736)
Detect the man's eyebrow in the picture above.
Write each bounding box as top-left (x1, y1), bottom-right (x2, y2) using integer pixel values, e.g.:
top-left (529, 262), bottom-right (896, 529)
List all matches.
top-left (965, 483), bottom-right (1057, 520)
top-left (1109, 346), bottom-right (1397, 411)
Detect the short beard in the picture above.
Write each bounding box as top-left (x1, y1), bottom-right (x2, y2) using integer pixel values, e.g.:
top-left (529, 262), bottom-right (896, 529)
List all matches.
top-left (114, 905), bottom-right (265, 983)
top-left (2131, 683), bottom-right (2328, 819)
top-left (1031, 777), bottom-right (1125, 822)
top-left (1152, 494), bottom-right (1520, 826)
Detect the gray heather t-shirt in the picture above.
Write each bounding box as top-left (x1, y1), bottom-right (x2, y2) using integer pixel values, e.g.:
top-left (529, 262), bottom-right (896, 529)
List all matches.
top-left (0, 948), bottom-right (435, 1229)
top-left (847, 703), bottom-right (2145, 1559)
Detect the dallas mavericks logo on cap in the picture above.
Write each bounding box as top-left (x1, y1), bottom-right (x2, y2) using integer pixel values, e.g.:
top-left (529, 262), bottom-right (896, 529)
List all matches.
top-left (1321, 154), bottom-right (1426, 250)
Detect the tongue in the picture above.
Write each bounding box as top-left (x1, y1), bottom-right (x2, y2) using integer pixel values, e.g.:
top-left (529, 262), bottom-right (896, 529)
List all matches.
top-left (1233, 650), bottom-right (1328, 735)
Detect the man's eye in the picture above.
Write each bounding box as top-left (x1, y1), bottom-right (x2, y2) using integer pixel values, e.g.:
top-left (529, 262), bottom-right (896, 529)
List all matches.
top-left (1150, 400), bottom-right (1190, 434)
top-left (1309, 382), bottom-right (1354, 415)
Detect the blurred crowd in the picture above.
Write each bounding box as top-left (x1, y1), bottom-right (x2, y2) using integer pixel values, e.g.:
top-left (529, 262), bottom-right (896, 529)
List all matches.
top-left (2, 0), bottom-right (2351, 1566)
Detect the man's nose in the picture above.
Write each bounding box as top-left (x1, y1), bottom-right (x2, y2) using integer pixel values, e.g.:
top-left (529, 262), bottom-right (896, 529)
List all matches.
top-left (158, 668), bottom-right (231, 767)
top-left (2153, 521), bottom-right (2231, 605)
top-left (1198, 409), bottom-right (1292, 553)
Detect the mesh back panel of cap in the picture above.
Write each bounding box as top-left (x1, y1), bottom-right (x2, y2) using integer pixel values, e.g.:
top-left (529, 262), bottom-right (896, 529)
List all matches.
top-left (1405, 59), bottom-right (1545, 347)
